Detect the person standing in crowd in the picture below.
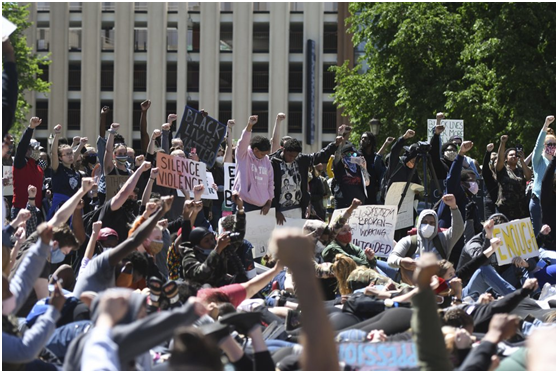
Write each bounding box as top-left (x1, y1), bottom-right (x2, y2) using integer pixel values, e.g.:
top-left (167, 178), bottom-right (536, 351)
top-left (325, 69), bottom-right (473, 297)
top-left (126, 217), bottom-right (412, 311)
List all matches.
top-left (12, 117), bottom-right (44, 220)
top-left (233, 115), bottom-right (274, 214)
top-left (495, 135), bottom-right (532, 220)
top-left (529, 115), bottom-right (555, 234)
top-left (358, 132), bottom-right (393, 205)
top-left (332, 143), bottom-right (370, 209)
top-left (482, 142), bottom-right (499, 219)
top-left (48, 124), bottom-right (83, 219)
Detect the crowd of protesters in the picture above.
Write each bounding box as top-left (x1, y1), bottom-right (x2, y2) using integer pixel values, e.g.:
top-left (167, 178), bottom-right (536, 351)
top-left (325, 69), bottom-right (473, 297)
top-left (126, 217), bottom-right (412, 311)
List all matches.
top-left (2, 35), bottom-right (556, 371)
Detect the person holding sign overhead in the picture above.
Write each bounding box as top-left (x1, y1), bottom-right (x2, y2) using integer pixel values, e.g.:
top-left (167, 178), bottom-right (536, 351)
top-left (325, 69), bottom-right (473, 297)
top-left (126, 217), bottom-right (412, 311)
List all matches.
top-left (232, 115), bottom-right (274, 214)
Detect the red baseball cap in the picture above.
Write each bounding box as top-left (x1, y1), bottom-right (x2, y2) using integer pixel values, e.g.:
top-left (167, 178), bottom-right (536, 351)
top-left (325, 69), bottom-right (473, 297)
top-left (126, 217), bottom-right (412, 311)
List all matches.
top-left (98, 227), bottom-right (119, 241)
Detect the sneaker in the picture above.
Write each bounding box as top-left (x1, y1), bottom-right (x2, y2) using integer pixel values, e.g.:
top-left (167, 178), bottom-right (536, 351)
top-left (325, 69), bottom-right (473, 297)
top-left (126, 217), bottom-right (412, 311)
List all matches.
top-left (219, 311), bottom-right (262, 335)
top-left (285, 309), bottom-right (301, 331)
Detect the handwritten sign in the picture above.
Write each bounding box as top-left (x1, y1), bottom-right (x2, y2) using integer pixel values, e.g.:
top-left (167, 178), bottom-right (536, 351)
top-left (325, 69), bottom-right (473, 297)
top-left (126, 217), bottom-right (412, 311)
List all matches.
top-left (331, 205), bottom-right (397, 258)
top-left (3, 165), bottom-right (13, 195)
top-left (493, 218), bottom-right (539, 266)
top-left (105, 175), bottom-right (130, 199)
top-left (175, 106), bottom-right (227, 168)
top-left (245, 208), bottom-right (277, 258)
top-left (427, 119), bottom-right (464, 145)
top-left (223, 163), bottom-right (236, 208)
top-left (337, 342), bottom-right (418, 371)
top-left (384, 182), bottom-right (422, 230)
top-left (156, 152), bottom-right (208, 193)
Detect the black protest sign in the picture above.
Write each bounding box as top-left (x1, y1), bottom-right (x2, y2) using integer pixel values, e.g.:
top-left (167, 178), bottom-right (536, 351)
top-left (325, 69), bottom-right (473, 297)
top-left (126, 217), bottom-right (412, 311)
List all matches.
top-left (175, 106), bottom-right (227, 168)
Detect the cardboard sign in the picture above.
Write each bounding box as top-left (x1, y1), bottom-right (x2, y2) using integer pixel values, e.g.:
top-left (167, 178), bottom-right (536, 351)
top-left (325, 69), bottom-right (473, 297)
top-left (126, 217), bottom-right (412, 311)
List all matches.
top-left (245, 208), bottom-right (277, 258)
top-left (331, 205), bottom-right (397, 258)
top-left (3, 165), bottom-right (13, 195)
top-left (223, 162), bottom-right (236, 208)
top-left (427, 119), bottom-right (464, 145)
top-left (2, 17), bottom-right (16, 41)
top-left (175, 106), bottom-right (227, 168)
top-left (337, 342), bottom-right (418, 371)
top-left (384, 182), bottom-right (422, 230)
top-left (105, 175), bottom-right (130, 199)
top-left (187, 171), bottom-right (218, 200)
top-left (156, 152), bottom-right (208, 192)
top-left (493, 218), bottom-right (539, 266)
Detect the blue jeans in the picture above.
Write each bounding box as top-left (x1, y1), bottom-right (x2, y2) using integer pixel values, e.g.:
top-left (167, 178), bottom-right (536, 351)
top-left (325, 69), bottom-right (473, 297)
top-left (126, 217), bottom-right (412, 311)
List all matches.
top-left (462, 265), bottom-right (519, 300)
top-left (45, 320), bottom-right (92, 361)
top-left (375, 260), bottom-right (399, 282)
top-left (529, 195), bottom-right (542, 236)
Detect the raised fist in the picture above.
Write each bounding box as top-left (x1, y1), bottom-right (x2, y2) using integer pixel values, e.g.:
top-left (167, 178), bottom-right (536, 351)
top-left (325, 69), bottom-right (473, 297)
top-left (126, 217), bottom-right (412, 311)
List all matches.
top-left (81, 177), bottom-right (96, 192)
top-left (459, 141), bottom-right (474, 155)
top-left (436, 112), bottom-right (445, 121)
top-left (545, 116), bottom-right (555, 125)
top-left (152, 129), bottom-right (162, 139)
top-left (29, 117), bottom-right (42, 129)
top-left (110, 123), bottom-right (120, 131)
top-left (167, 113), bottom-right (177, 123)
top-left (161, 123), bottom-right (171, 131)
top-left (140, 161), bottom-right (152, 172)
top-left (141, 100), bottom-right (151, 111)
top-left (101, 106), bottom-right (110, 115)
top-left (277, 113), bottom-right (286, 121)
top-left (403, 129), bottom-right (415, 139)
top-left (80, 137), bottom-right (88, 145)
top-left (442, 194), bottom-right (457, 209)
top-left (249, 115), bottom-right (258, 125)
top-left (28, 185), bottom-right (37, 198)
top-left (486, 143), bottom-right (494, 152)
top-left (500, 135), bottom-right (508, 143)
top-left (54, 124), bottom-right (62, 134)
top-left (227, 119), bottom-right (236, 127)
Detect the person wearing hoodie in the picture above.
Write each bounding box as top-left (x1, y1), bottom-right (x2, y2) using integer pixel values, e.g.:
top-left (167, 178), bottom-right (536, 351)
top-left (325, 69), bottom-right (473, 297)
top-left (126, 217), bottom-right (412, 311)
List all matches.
top-left (271, 136), bottom-right (342, 224)
top-left (387, 194), bottom-right (464, 274)
top-left (181, 194), bottom-right (246, 287)
top-left (232, 115), bottom-right (274, 214)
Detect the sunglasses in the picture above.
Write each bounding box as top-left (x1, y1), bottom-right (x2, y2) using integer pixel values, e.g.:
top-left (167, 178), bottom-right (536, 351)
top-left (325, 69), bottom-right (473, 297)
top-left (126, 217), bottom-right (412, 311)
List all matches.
top-left (546, 143), bottom-right (556, 147)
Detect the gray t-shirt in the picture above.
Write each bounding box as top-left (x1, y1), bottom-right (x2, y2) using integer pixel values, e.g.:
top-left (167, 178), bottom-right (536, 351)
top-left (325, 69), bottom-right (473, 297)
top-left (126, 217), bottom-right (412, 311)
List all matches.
top-left (73, 251), bottom-right (115, 297)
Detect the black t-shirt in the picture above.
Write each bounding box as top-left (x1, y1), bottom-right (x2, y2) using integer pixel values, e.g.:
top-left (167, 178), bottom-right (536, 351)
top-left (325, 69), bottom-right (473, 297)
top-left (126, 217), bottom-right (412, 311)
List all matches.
top-left (333, 160), bottom-right (367, 209)
top-left (98, 198), bottom-right (138, 244)
top-left (52, 165), bottom-right (82, 197)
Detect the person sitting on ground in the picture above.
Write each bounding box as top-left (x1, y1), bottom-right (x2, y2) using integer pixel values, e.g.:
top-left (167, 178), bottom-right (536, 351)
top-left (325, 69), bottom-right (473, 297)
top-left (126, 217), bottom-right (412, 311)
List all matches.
top-left (322, 223), bottom-right (377, 269)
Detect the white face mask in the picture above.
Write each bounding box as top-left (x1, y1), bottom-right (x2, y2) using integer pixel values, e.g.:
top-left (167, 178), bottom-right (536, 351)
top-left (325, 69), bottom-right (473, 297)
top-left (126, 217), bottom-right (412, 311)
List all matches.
top-left (215, 156), bottom-right (224, 166)
top-left (444, 150), bottom-right (457, 162)
top-left (2, 294), bottom-right (16, 315)
top-left (467, 181), bottom-right (479, 195)
top-left (420, 224), bottom-right (436, 238)
top-left (50, 247), bottom-right (66, 264)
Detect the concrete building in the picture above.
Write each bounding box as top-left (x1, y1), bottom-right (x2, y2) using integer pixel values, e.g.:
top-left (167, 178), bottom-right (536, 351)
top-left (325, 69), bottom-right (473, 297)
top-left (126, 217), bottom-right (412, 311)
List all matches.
top-left (26, 2), bottom-right (355, 153)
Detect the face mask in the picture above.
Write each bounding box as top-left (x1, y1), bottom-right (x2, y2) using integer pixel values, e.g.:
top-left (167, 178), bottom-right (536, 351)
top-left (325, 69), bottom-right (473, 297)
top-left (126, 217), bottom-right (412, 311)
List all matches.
top-left (50, 247), bottom-right (66, 264)
top-left (420, 224), bottom-right (436, 239)
top-left (545, 145), bottom-right (556, 156)
top-left (2, 295), bottom-right (16, 315)
top-left (116, 156), bottom-right (128, 165)
top-left (215, 156), bottom-right (224, 166)
top-left (127, 156), bottom-right (135, 165)
top-left (197, 246), bottom-right (213, 256)
top-left (85, 155), bottom-right (97, 165)
top-left (30, 149), bottom-right (40, 161)
top-left (148, 240), bottom-right (164, 255)
top-left (444, 150), bottom-right (457, 162)
top-left (467, 181), bottom-right (479, 195)
top-left (38, 159), bottom-right (48, 170)
top-left (337, 231), bottom-right (352, 245)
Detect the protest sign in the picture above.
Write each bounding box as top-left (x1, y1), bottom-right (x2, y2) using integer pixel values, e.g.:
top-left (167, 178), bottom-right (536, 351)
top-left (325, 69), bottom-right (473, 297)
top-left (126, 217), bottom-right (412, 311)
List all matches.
top-left (427, 119), bottom-right (464, 144)
top-left (245, 208), bottom-right (277, 258)
top-left (492, 218), bottom-right (539, 265)
top-left (223, 162), bottom-right (236, 208)
top-left (337, 341), bottom-right (418, 371)
top-left (277, 216), bottom-right (307, 230)
top-left (3, 165), bottom-right (13, 195)
top-left (105, 175), bottom-right (130, 199)
top-left (384, 182), bottom-right (422, 230)
top-left (156, 152), bottom-right (208, 192)
top-left (331, 205), bottom-right (397, 258)
top-left (175, 106), bottom-right (227, 168)
top-left (2, 17), bottom-right (16, 41)
top-left (186, 171), bottom-right (218, 200)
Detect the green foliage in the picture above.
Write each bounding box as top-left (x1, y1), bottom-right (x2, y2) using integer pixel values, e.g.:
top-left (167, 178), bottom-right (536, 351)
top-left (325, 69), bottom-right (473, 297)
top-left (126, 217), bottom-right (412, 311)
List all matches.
top-left (2, 2), bottom-right (51, 139)
top-left (332, 3), bottom-right (555, 159)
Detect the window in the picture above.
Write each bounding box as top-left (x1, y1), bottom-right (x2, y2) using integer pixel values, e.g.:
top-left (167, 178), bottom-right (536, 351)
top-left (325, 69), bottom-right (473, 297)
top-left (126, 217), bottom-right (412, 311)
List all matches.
top-left (37, 2), bottom-right (50, 12)
top-left (68, 101), bottom-right (81, 130)
top-left (37, 28), bottom-right (50, 51)
top-left (134, 29), bottom-right (147, 51)
top-left (219, 102), bottom-right (232, 125)
top-left (324, 2), bottom-right (338, 12)
top-left (288, 63), bottom-right (303, 93)
top-left (68, 63), bottom-right (81, 91)
top-left (220, 2), bottom-right (232, 12)
top-left (35, 101), bottom-right (49, 127)
top-left (188, 2), bottom-right (200, 12)
top-left (167, 63), bottom-right (177, 92)
top-left (133, 63), bottom-right (147, 92)
top-left (69, 28), bottom-right (82, 51)
top-left (101, 63), bottom-right (114, 91)
top-left (323, 23), bottom-right (337, 53)
top-left (69, 2), bottom-right (82, 12)
top-left (220, 23), bottom-right (233, 52)
top-left (252, 63), bottom-right (269, 93)
top-left (187, 62), bottom-right (199, 92)
top-left (101, 28), bottom-right (115, 51)
top-left (168, 28), bottom-right (178, 52)
top-left (254, 2), bottom-right (269, 12)
top-left (253, 23), bottom-right (269, 53)
top-left (38, 64), bottom-right (49, 83)
top-left (188, 20), bottom-right (200, 52)
top-left (133, 102), bottom-right (142, 131)
top-left (288, 102), bottom-right (303, 133)
top-left (290, 2), bottom-right (304, 12)
top-left (168, 2), bottom-right (179, 12)
top-left (102, 2), bottom-right (115, 12)
top-left (289, 24), bottom-right (303, 53)
top-left (252, 102), bottom-right (269, 133)
top-left (322, 102), bottom-right (337, 133)
top-left (166, 102), bottom-right (177, 130)
top-left (134, 2), bottom-right (148, 12)
top-left (323, 64), bottom-right (336, 93)
top-left (219, 63), bottom-right (232, 93)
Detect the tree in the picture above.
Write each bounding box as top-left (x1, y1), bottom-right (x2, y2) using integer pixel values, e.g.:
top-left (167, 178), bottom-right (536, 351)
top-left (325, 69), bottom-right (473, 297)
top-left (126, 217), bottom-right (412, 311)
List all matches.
top-left (332, 3), bottom-right (555, 159)
top-left (2, 2), bottom-right (51, 138)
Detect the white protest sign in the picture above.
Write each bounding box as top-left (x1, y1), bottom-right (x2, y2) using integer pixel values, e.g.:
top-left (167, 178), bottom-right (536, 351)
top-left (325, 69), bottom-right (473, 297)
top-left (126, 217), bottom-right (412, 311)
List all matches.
top-left (384, 182), bottom-right (422, 230)
top-left (427, 119), bottom-right (464, 144)
top-left (281, 208), bottom-right (302, 220)
top-left (187, 171), bottom-right (218, 200)
top-left (331, 205), bottom-right (397, 258)
top-left (492, 218), bottom-right (539, 266)
top-left (277, 216), bottom-right (307, 231)
top-left (245, 208), bottom-right (277, 258)
top-left (3, 165), bottom-right (13, 195)
top-left (223, 163), bottom-right (236, 208)
top-left (156, 152), bottom-right (208, 192)
top-left (2, 17), bottom-right (16, 42)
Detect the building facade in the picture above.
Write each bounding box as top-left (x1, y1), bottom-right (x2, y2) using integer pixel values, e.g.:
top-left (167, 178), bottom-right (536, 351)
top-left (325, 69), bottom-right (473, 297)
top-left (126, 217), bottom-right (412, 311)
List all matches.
top-left (25, 2), bottom-right (354, 153)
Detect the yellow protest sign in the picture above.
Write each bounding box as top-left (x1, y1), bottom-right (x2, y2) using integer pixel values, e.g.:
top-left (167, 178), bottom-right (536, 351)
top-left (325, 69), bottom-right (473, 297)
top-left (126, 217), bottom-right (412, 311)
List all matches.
top-left (493, 218), bottom-right (539, 266)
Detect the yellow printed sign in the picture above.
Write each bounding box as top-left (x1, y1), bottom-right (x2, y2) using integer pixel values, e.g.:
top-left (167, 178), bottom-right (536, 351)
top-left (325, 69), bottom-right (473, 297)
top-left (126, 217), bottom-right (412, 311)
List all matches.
top-left (493, 218), bottom-right (539, 266)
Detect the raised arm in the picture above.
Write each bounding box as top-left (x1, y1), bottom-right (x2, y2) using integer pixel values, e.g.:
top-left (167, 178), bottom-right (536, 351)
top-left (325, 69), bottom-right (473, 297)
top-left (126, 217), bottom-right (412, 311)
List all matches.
top-left (224, 120), bottom-right (235, 163)
top-left (241, 261), bottom-right (284, 299)
top-left (84, 221), bottom-right (103, 261)
top-left (141, 167), bottom-right (158, 206)
top-left (495, 135), bottom-right (507, 172)
top-left (440, 194), bottom-right (465, 255)
top-left (377, 136), bottom-right (395, 157)
top-left (270, 112), bottom-right (286, 153)
top-left (104, 123), bottom-right (119, 175)
top-left (482, 143), bottom-right (496, 182)
top-left (73, 136), bottom-right (88, 167)
top-left (146, 128), bottom-right (162, 156)
top-left (532, 116), bottom-right (555, 169)
top-left (110, 161), bottom-right (151, 211)
top-left (517, 149), bottom-right (532, 181)
top-left (163, 114), bottom-right (177, 153)
top-left (49, 178), bottom-right (96, 227)
top-left (108, 197), bottom-right (172, 266)
top-left (72, 199), bottom-right (87, 245)
top-left (50, 124), bottom-right (63, 172)
top-left (140, 100), bottom-right (151, 152)
top-left (99, 106), bottom-right (109, 139)
top-left (430, 113), bottom-right (448, 179)
top-left (236, 116), bottom-right (258, 160)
